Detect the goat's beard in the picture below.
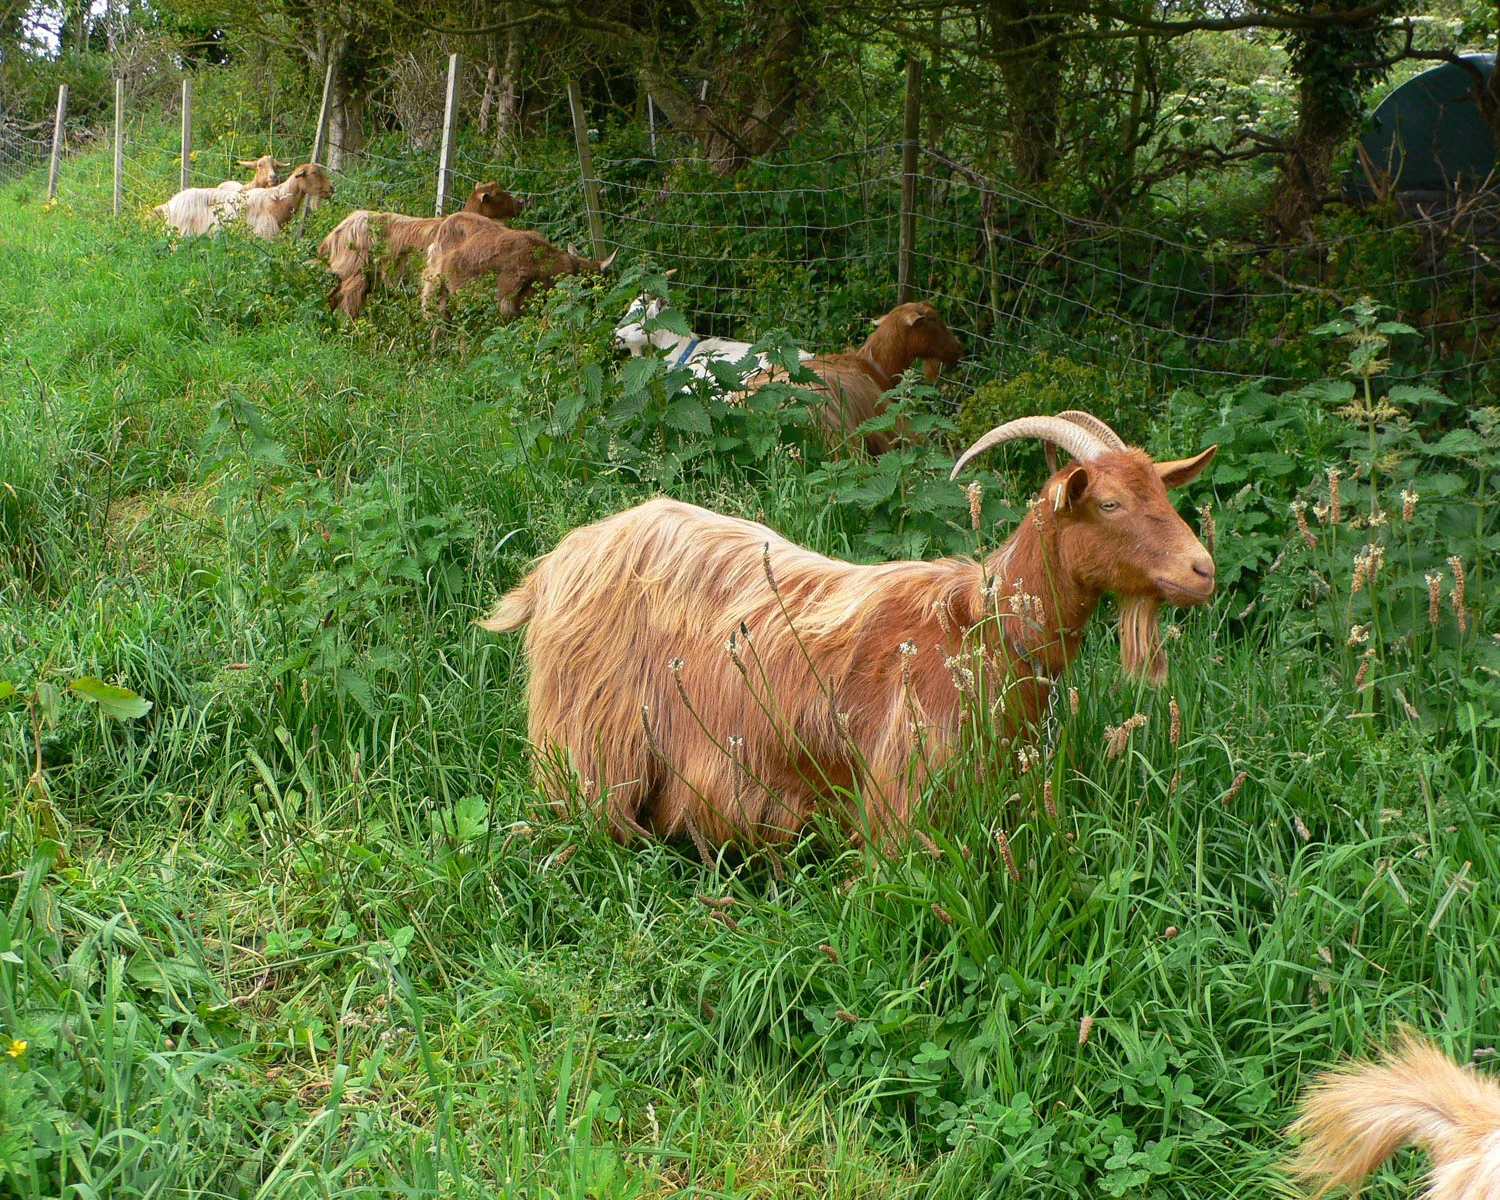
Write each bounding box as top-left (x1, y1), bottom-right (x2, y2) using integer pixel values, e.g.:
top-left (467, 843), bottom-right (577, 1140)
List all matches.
top-left (1118, 595), bottom-right (1167, 684)
top-left (922, 357), bottom-right (941, 385)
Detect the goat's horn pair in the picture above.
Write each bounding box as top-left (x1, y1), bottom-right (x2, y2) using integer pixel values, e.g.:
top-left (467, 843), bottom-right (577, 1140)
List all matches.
top-left (950, 414), bottom-right (1112, 481)
top-left (1042, 410), bottom-right (1126, 473)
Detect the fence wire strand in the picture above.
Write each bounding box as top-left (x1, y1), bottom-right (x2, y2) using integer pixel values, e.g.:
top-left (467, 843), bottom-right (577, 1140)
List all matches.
top-left (22, 92), bottom-right (1500, 394)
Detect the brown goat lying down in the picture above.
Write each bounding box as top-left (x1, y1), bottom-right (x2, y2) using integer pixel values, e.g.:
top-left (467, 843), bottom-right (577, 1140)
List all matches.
top-left (420, 213), bottom-right (617, 337)
top-left (743, 301), bottom-right (963, 455)
top-left (318, 183), bottom-right (527, 321)
top-left (483, 412), bottom-right (1216, 853)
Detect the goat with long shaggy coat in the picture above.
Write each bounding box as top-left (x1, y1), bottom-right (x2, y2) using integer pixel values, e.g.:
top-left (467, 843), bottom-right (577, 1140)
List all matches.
top-left (318, 184), bottom-right (527, 321)
top-left (421, 213), bottom-right (616, 339)
top-left (743, 301), bottom-right (963, 455)
top-left (155, 163), bottom-right (334, 239)
top-left (482, 412), bottom-right (1216, 853)
top-left (1287, 1030), bottom-right (1500, 1199)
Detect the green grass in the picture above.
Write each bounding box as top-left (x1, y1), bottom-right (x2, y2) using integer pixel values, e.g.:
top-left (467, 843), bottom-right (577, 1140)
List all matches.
top-left (0, 140), bottom-right (1496, 1200)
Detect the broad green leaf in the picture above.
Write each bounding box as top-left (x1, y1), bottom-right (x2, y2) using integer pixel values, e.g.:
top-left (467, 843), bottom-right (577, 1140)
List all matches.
top-left (665, 397), bottom-right (711, 435)
top-left (618, 354), bottom-right (660, 396)
top-left (68, 676), bottom-right (151, 721)
top-left (337, 669), bottom-right (377, 718)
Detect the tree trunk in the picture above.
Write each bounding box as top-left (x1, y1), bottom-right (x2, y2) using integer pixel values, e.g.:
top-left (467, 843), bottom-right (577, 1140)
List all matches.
top-left (496, 21), bottom-right (522, 150)
top-left (988, 0), bottom-right (1065, 183)
top-left (478, 34), bottom-right (497, 135)
top-left (327, 82), bottom-right (364, 170)
top-left (1266, 78), bottom-right (1350, 237)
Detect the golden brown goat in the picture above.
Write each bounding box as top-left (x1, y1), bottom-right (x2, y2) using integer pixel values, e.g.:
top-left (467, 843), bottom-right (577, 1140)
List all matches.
top-left (155, 163), bottom-right (334, 239)
top-left (482, 411), bottom-right (1216, 854)
top-left (1286, 1030), bottom-right (1500, 1200)
top-left (420, 213), bottom-right (617, 344)
top-left (240, 155), bottom-right (289, 189)
top-left (318, 183), bottom-right (527, 321)
top-left (743, 301), bottom-right (963, 455)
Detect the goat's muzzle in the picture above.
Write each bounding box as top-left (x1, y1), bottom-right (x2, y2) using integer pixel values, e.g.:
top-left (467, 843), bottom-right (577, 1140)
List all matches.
top-left (1154, 551), bottom-right (1215, 605)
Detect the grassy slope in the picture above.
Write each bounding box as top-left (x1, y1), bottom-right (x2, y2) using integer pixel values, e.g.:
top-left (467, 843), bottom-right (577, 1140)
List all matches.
top-left (0, 147), bottom-right (1496, 1200)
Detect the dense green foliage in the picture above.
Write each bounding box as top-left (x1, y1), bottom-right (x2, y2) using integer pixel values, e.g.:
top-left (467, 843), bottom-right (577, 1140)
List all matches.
top-left (0, 118), bottom-right (1497, 1200)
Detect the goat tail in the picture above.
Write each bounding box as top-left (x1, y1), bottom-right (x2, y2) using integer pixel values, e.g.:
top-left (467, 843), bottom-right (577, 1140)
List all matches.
top-left (1286, 1029), bottom-right (1500, 1199)
top-left (478, 577), bottom-right (534, 633)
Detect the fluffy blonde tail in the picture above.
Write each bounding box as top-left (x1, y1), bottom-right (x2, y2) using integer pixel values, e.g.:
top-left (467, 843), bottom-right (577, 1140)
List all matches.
top-left (478, 577), bottom-right (534, 632)
top-left (1287, 1030), bottom-right (1500, 1198)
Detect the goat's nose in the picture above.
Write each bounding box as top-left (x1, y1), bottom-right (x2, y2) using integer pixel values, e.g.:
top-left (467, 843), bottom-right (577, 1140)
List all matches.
top-left (1192, 554), bottom-right (1214, 581)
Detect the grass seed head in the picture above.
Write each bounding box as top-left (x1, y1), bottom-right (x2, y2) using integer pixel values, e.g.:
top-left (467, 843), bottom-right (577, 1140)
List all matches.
top-left (1427, 572), bottom-right (1443, 624)
top-left (966, 480), bottom-right (983, 531)
top-left (1401, 488), bottom-right (1418, 521)
top-left (1291, 500), bottom-right (1316, 549)
top-left (1327, 467), bottom-right (1342, 525)
top-left (1448, 555), bottom-right (1467, 633)
top-left (994, 826), bottom-right (1021, 881)
top-left (1221, 770), bottom-right (1248, 807)
top-left (1078, 1014), bottom-right (1094, 1046)
top-left (1169, 696), bottom-right (1181, 746)
top-left (1198, 504), bottom-right (1216, 556)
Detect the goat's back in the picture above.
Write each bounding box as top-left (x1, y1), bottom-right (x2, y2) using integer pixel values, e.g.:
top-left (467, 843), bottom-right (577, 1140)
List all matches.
top-left (483, 497), bottom-right (980, 845)
top-left (747, 352), bottom-right (893, 452)
top-left (319, 210), bottom-right (376, 273)
top-left (157, 185), bottom-right (244, 236)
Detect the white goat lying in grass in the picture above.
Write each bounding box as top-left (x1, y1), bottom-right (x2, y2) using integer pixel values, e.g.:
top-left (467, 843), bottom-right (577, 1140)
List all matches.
top-left (613, 288), bottom-right (811, 391)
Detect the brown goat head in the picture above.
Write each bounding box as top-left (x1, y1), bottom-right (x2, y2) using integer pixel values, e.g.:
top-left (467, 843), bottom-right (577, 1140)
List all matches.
top-left (287, 163), bottom-right (335, 204)
top-left (467, 182), bottom-right (527, 219)
top-left (953, 412), bottom-right (1216, 682)
top-left (894, 301), bottom-right (963, 368)
top-left (239, 155), bottom-right (289, 187)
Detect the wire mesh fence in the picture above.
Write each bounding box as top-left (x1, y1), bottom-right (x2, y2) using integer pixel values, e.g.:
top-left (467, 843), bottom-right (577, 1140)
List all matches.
top-left (22, 73), bottom-right (1500, 398)
top-left (0, 118), bottom-right (52, 187)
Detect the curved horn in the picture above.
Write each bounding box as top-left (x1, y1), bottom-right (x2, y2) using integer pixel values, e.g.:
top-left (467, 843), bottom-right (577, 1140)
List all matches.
top-left (1056, 410), bottom-right (1125, 448)
top-left (950, 416), bottom-right (1107, 482)
top-left (1043, 409), bottom-right (1128, 473)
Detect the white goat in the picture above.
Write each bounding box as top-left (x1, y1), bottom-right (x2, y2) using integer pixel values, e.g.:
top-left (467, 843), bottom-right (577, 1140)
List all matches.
top-left (613, 291), bottom-right (811, 391)
top-left (155, 163), bottom-right (334, 240)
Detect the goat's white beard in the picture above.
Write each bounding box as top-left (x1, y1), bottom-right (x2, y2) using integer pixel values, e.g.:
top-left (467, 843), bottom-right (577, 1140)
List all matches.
top-left (1118, 595), bottom-right (1166, 684)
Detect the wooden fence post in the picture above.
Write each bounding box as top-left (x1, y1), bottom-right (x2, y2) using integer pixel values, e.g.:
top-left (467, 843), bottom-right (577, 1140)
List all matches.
top-left (432, 54), bottom-right (459, 217)
top-left (897, 56), bottom-right (922, 304)
top-left (567, 78), bottom-right (606, 260)
top-left (47, 84), bottom-right (68, 202)
top-left (435, 52), bottom-right (460, 215)
top-left (180, 77), bottom-right (192, 192)
top-left (297, 54), bottom-right (337, 237)
top-left (113, 78), bottom-right (124, 217)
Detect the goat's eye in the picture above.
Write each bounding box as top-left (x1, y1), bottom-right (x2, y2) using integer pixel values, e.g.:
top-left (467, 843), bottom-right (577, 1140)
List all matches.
top-left (1099, 500), bottom-right (1121, 513)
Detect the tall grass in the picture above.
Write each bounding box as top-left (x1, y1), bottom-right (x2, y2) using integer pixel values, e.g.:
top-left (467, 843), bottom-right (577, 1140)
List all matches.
top-left (0, 139), bottom-right (1495, 1200)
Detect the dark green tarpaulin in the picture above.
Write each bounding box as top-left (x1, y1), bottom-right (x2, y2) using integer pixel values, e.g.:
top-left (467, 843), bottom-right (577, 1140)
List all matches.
top-left (1357, 54), bottom-right (1495, 192)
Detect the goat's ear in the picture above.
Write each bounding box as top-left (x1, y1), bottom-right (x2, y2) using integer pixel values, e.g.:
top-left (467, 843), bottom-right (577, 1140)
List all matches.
top-left (663, 267), bottom-right (677, 278)
top-left (1052, 464), bottom-right (1090, 511)
top-left (1156, 445), bottom-right (1217, 489)
top-left (904, 308), bottom-right (929, 326)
